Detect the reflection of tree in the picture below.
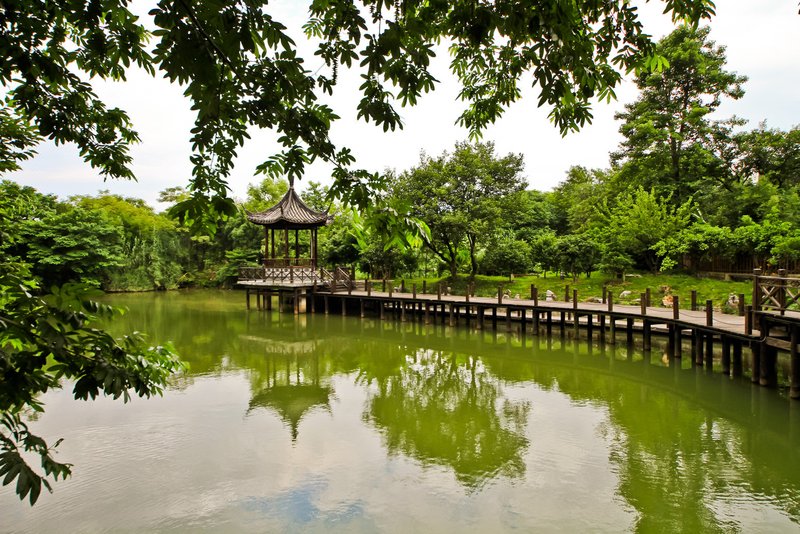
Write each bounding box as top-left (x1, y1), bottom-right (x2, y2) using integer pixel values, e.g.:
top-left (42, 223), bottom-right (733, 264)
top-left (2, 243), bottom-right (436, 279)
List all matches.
top-left (363, 348), bottom-right (530, 489)
top-left (105, 292), bottom-right (800, 527)
top-left (517, 346), bottom-right (800, 532)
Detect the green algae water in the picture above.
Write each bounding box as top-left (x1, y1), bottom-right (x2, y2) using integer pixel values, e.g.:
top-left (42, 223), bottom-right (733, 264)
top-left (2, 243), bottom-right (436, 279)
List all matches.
top-left (2, 290), bottom-right (800, 532)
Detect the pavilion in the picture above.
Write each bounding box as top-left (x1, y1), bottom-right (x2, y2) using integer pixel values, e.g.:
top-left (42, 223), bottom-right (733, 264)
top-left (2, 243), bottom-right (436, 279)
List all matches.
top-left (246, 186), bottom-right (332, 270)
top-left (238, 186), bottom-right (348, 312)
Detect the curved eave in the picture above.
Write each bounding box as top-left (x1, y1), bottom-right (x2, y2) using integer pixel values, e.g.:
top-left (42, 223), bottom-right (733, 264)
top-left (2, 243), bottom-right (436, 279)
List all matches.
top-left (245, 187), bottom-right (333, 229)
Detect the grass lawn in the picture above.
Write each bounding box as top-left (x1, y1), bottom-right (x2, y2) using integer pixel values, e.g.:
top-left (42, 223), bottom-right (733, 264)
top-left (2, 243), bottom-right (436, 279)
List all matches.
top-left (371, 271), bottom-right (753, 312)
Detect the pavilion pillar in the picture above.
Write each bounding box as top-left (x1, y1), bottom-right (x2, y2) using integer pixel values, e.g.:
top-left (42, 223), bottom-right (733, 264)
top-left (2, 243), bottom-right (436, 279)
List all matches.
top-left (295, 229), bottom-right (299, 263)
top-left (312, 229), bottom-right (318, 268)
top-left (271, 228), bottom-right (275, 260)
top-left (284, 229), bottom-right (289, 263)
top-left (264, 227), bottom-right (269, 266)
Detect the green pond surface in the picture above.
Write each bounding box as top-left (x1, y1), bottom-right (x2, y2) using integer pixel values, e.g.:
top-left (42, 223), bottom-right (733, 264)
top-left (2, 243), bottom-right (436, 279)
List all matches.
top-left (2, 290), bottom-right (800, 532)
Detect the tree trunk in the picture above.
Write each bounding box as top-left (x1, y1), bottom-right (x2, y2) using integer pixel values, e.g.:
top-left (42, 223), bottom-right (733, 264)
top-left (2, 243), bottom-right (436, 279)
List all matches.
top-left (468, 235), bottom-right (478, 276)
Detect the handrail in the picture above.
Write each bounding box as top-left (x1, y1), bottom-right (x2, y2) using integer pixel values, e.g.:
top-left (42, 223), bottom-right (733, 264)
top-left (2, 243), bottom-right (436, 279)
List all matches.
top-left (753, 268), bottom-right (800, 316)
top-left (238, 264), bottom-right (352, 289)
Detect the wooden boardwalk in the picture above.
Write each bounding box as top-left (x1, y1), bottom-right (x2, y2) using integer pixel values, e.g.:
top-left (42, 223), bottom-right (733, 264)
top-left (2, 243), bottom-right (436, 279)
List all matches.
top-left (241, 276), bottom-right (800, 400)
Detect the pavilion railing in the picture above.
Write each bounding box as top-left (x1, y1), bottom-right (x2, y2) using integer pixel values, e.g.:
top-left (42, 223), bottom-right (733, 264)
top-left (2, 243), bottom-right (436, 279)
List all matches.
top-left (238, 264), bottom-right (353, 289)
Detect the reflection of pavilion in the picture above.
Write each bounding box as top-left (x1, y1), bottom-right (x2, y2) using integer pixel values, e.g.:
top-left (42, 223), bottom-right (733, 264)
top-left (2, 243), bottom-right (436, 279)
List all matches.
top-left (245, 338), bottom-right (333, 442)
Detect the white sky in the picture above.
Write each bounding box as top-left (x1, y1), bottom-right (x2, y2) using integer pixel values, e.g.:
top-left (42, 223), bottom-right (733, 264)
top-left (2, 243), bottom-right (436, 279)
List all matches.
top-left (6, 1), bottom-right (800, 208)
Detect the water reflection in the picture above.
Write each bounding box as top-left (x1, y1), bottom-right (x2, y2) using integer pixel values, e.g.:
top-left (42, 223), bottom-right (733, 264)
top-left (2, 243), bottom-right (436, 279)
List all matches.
top-left (97, 291), bottom-right (800, 530)
top-left (362, 348), bottom-right (530, 489)
top-left (244, 340), bottom-right (332, 442)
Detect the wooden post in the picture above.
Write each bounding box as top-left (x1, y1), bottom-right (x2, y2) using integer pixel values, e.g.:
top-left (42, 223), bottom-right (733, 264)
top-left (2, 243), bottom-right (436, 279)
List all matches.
top-left (705, 300), bottom-right (713, 327)
top-left (674, 326), bottom-right (682, 359)
top-left (332, 269), bottom-right (337, 294)
top-left (546, 311), bottom-right (552, 336)
top-left (608, 293), bottom-right (613, 312)
top-left (492, 307), bottom-right (498, 330)
top-left (673, 295), bottom-right (680, 320)
top-left (466, 292), bottom-right (470, 303)
top-left (293, 289), bottom-right (299, 315)
top-left (532, 286), bottom-right (538, 306)
top-left (752, 268), bottom-right (762, 314)
top-left (761, 343), bottom-right (778, 388)
top-left (498, 286), bottom-right (503, 304)
top-left (691, 290), bottom-right (697, 311)
top-left (695, 332), bottom-right (704, 367)
top-left (388, 284), bottom-right (393, 298)
top-left (626, 318), bottom-right (634, 346)
top-left (705, 334), bottom-right (713, 370)
top-left (449, 303), bottom-right (454, 326)
top-left (722, 337), bottom-right (731, 376)
top-left (573, 289), bottom-right (578, 310)
top-left (382, 278), bottom-right (387, 292)
top-left (643, 320), bottom-right (651, 352)
top-left (732, 341), bottom-right (743, 377)
top-left (640, 293), bottom-right (647, 316)
top-left (533, 308), bottom-right (540, 335)
top-left (367, 280), bottom-right (371, 296)
top-left (738, 294), bottom-right (745, 316)
top-left (745, 305), bottom-right (753, 335)
top-left (791, 327), bottom-right (800, 399)
top-left (412, 284), bottom-right (417, 299)
top-left (478, 306), bottom-right (484, 329)
top-left (422, 280), bottom-right (427, 294)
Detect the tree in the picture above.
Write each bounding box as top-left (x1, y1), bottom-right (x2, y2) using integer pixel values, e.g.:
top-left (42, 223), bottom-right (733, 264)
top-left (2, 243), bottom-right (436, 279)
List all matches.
top-left (480, 230), bottom-right (532, 276)
top-left (22, 205), bottom-right (126, 288)
top-left (598, 187), bottom-right (694, 272)
top-left (0, 0), bottom-right (716, 505)
top-left (396, 141), bottom-right (526, 277)
top-left (1, 1), bottom-right (714, 224)
top-left (555, 234), bottom-right (601, 280)
top-left (611, 26), bottom-right (746, 205)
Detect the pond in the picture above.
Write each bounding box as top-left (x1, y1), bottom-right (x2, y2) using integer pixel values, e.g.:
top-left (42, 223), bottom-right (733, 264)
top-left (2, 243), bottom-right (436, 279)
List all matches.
top-left (2, 290), bottom-right (800, 532)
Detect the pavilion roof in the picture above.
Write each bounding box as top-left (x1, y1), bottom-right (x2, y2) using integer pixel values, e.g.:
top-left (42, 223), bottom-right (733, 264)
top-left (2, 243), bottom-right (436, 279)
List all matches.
top-left (246, 187), bottom-right (332, 229)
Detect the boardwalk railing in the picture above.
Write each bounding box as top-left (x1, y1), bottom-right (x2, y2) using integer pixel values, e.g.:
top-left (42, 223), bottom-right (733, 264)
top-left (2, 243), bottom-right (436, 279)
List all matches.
top-left (753, 268), bottom-right (800, 316)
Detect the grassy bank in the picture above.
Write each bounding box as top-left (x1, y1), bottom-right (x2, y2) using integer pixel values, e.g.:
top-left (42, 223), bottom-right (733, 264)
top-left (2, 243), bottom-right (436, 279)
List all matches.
top-left (375, 272), bottom-right (752, 312)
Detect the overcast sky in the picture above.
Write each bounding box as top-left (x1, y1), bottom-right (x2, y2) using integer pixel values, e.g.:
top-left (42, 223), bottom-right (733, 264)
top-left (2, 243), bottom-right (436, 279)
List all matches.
top-left (7, 1), bottom-right (800, 208)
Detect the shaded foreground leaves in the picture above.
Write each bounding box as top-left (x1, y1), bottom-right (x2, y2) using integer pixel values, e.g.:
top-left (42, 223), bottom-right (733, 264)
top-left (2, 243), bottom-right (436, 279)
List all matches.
top-left (0, 263), bottom-right (185, 504)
